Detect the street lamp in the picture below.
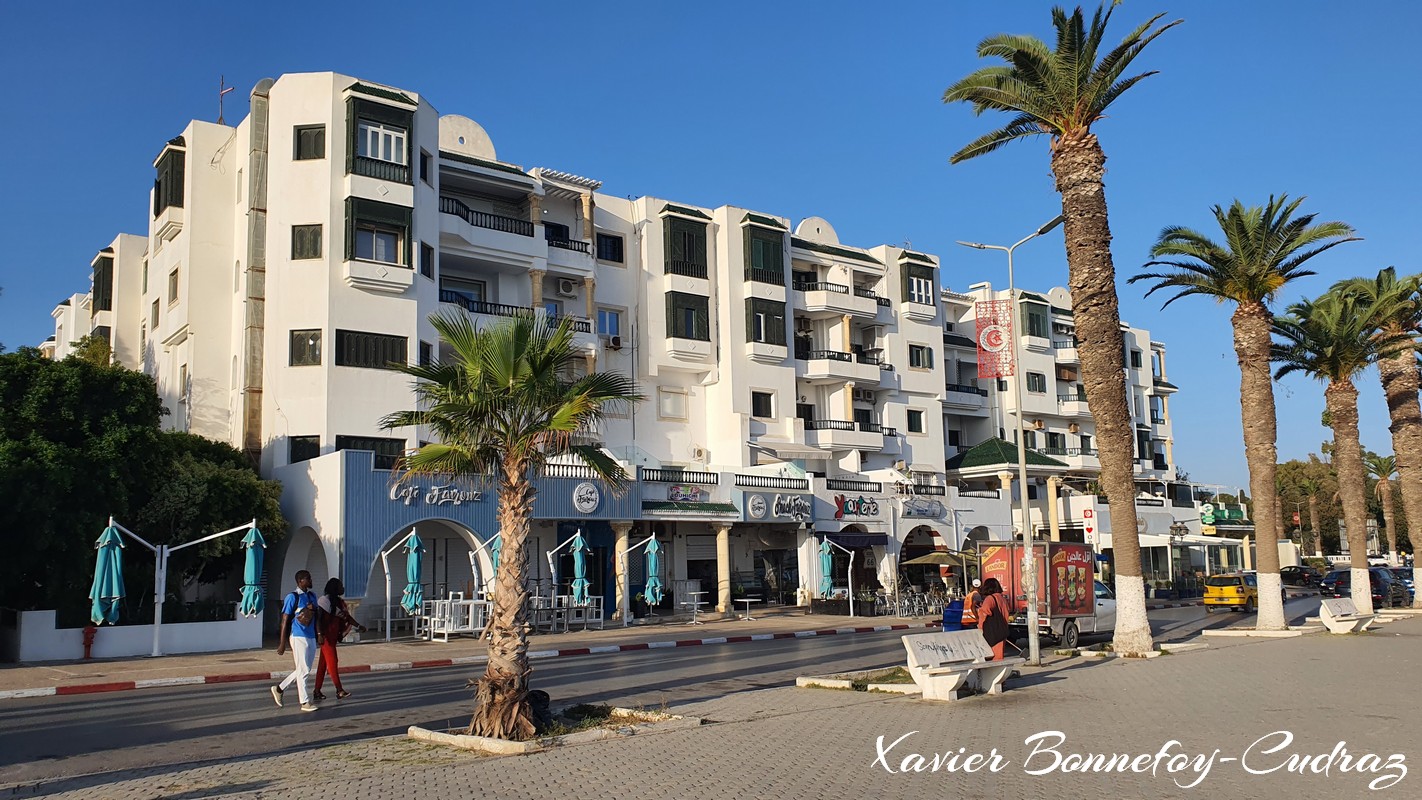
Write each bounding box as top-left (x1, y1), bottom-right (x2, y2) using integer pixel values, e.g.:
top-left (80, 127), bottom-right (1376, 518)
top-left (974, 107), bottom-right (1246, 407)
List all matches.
top-left (957, 214), bottom-right (1064, 667)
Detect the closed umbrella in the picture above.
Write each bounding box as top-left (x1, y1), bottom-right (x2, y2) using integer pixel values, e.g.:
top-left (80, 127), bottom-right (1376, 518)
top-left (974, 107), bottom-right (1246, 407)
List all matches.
top-left (90, 525), bottom-right (126, 625)
top-left (819, 539), bottom-right (834, 598)
top-left (900, 551), bottom-right (966, 567)
top-left (644, 539), bottom-right (664, 605)
top-left (401, 531), bottom-right (424, 616)
top-left (570, 531), bottom-right (590, 605)
top-left (238, 526), bottom-right (266, 618)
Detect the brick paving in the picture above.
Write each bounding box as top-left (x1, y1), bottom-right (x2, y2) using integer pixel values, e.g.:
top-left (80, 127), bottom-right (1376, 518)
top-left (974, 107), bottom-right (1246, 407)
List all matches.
top-left (7, 611), bottom-right (1417, 799)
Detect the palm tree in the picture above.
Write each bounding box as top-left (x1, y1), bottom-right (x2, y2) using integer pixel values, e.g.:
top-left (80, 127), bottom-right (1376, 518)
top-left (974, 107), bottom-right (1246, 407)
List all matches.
top-left (1298, 476), bottom-right (1324, 556)
top-left (383, 313), bottom-right (641, 739)
top-left (1132, 196), bottom-right (1358, 629)
top-left (1272, 293), bottom-right (1413, 614)
top-left (942, 3), bottom-right (1181, 656)
top-left (1366, 453), bottom-right (1399, 563)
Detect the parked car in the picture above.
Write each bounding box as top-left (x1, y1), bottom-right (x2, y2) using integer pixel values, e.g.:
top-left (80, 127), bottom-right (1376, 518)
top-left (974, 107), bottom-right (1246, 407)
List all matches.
top-left (1390, 567), bottom-right (1414, 601)
top-left (1205, 573), bottom-right (1263, 613)
top-left (1279, 565), bottom-right (1324, 586)
top-left (1319, 568), bottom-right (1409, 608)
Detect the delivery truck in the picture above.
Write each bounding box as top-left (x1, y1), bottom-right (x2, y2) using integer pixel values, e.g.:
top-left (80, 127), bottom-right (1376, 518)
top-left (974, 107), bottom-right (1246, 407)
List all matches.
top-left (973, 540), bottom-right (1115, 649)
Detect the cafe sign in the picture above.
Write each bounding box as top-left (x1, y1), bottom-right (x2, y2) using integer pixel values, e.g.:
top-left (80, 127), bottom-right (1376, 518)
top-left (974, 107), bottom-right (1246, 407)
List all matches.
top-left (390, 483), bottom-right (484, 507)
top-left (669, 484), bottom-right (704, 502)
top-left (833, 494), bottom-right (880, 520)
top-left (746, 493), bottom-right (812, 521)
top-left (901, 497), bottom-right (944, 518)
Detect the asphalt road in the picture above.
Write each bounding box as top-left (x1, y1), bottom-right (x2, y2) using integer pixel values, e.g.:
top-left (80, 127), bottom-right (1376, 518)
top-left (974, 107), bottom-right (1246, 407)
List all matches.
top-left (0, 598), bottom-right (1321, 788)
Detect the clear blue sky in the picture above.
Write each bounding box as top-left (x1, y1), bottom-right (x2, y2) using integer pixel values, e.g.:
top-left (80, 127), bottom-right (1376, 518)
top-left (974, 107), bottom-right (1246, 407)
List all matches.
top-left (2, 1), bottom-right (1417, 492)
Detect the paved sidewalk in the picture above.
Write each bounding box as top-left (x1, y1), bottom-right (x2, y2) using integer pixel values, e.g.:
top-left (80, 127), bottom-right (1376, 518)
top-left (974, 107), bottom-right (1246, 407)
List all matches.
top-left (11, 610), bottom-right (1417, 799)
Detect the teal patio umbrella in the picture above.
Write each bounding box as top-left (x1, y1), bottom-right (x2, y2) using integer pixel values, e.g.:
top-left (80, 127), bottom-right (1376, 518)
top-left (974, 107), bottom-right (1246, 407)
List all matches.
top-left (90, 525), bottom-right (126, 625)
top-left (819, 538), bottom-right (834, 598)
top-left (489, 534), bottom-right (502, 575)
top-left (644, 539), bottom-right (664, 605)
top-left (238, 526), bottom-right (266, 618)
top-left (570, 531), bottom-right (590, 605)
top-left (400, 531), bottom-right (424, 616)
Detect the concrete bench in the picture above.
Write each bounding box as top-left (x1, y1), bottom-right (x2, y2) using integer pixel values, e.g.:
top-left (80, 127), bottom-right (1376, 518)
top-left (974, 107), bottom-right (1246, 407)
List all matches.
top-left (1319, 597), bottom-right (1374, 634)
top-left (902, 630), bottom-right (1025, 701)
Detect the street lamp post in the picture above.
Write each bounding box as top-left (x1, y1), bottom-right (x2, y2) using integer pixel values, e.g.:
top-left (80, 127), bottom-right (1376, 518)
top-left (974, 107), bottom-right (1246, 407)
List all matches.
top-left (958, 214), bottom-right (1064, 668)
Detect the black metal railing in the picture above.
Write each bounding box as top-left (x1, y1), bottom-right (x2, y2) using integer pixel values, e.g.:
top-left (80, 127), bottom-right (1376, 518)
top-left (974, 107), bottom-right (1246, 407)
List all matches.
top-left (804, 419), bottom-right (855, 431)
top-left (1038, 446), bottom-right (1070, 456)
top-left (826, 478), bottom-right (883, 493)
top-left (880, 426), bottom-right (898, 437)
top-left (853, 287), bottom-right (884, 303)
top-left (1052, 339), bottom-right (1078, 349)
top-left (546, 236), bottom-right (591, 254)
top-left (1057, 393), bottom-right (1088, 403)
top-left (540, 463), bottom-right (601, 479)
top-left (959, 489), bottom-right (1000, 499)
top-left (794, 281), bottom-right (849, 294)
top-left (899, 484), bottom-right (947, 496)
top-left (734, 474), bottom-right (810, 491)
top-left (1153, 457), bottom-right (1170, 470)
top-left (354, 155), bottom-right (410, 183)
top-left (856, 421), bottom-right (887, 434)
top-left (439, 196), bottom-right (534, 237)
top-left (641, 468), bottom-right (718, 485)
top-left (548, 314), bottom-right (594, 333)
top-left (439, 290), bottom-right (536, 319)
top-left (1081, 447), bottom-right (1097, 456)
top-left (946, 383), bottom-right (989, 396)
top-left (855, 352), bottom-right (883, 366)
top-left (802, 349), bottom-right (854, 362)
top-left (745, 267), bottom-right (785, 286)
top-left (1151, 414), bottom-right (1166, 424)
top-left (665, 260), bottom-right (709, 279)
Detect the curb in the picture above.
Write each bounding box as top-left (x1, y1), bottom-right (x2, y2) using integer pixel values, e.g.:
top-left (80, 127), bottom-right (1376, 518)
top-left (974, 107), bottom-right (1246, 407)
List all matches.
top-left (0, 621), bottom-right (942, 700)
top-left (1145, 601), bottom-right (1204, 609)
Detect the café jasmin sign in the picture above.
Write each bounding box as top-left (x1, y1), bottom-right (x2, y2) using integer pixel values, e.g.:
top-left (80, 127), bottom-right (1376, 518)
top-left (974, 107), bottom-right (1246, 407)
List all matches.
top-left (389, 483), bottom-right (485, 507)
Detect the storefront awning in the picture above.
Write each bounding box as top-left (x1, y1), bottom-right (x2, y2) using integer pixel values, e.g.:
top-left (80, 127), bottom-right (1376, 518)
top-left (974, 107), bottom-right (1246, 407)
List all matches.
top-left (749, 440), bottom-right (830, 460)
top-left (642, 501), bottom-right (740, 517)
top-left (819, 532), bottom-right (890, 548)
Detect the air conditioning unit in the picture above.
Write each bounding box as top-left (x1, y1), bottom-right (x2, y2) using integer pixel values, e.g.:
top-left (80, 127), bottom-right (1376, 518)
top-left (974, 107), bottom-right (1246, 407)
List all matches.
top-left (556, 279), bottom-right (577, 297)
top-left (795, 318), bottom-right (812, 333)
top-left (689, 445), bottom-right (707, 461)
top-left (1068, 422), bottom-right (1080, 433)
top-left (606, 334), bottom-right (622, 350)
top-left (853, 388), bottom-right (876, 402)
top-left (1033, 419), bottom-right (1045, 430)
top-left (894, 460), bottom-right (907, 471)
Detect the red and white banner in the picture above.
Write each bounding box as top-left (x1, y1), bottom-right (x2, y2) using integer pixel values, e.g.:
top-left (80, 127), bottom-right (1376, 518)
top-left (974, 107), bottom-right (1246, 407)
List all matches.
top-left (975, 300), bottom-right (1015, 378)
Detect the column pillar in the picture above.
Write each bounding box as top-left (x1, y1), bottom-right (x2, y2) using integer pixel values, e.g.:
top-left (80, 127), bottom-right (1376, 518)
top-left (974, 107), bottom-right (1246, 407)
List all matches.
top-left (1046, 476), bottom-right (1062, 542)
top-left (841, 314), bottom-right (852, 351)
top-left (844, 381), bottom-right (855, 421)
top-left (581, 193), bottom-right (595, 241)
top-left (530, 268), bottom-right (545, 309)
top-left (584, 276), bottom-right (596, 320)
top-left (528, 193), bottom-right (542, 227)
top-left (611, 521), bottom-right (633, 621)
top-left (715, 523), bottom-right (732, 614)
top-left (998, 470), bottom-right (1016, 532)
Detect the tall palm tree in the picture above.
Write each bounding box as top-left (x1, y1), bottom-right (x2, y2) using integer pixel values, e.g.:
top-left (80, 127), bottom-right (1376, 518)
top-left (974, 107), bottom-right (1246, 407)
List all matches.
top-left (383, 313), bottom-right (641, 739)
top-left (1132, 196), bottom-right (1357, 629)
top-left (943, 3), bottom-right (1181, 656)
top-left (1272, 293), bottom-right (1412, 614)
top-left (1298, 476), bottom-right (1324, 556)
top-left (1366, 453), bottom-right (1399, 563)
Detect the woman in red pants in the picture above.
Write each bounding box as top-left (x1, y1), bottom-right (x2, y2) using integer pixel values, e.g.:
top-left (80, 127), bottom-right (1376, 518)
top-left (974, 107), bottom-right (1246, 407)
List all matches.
top-left (314, 578), bottom-right (366, 700)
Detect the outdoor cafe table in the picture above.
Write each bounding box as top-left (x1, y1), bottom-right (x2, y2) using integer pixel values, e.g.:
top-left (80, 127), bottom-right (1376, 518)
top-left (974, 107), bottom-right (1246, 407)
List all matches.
top-left (683, 591), bottom-right (708, 625)
top-left (736, 596), bottom-right (761, 621)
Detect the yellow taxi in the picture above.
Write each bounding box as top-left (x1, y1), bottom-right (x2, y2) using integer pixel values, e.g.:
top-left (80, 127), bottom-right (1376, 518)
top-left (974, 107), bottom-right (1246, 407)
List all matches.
top-left (1204, 572), bottom-right (1260, 613)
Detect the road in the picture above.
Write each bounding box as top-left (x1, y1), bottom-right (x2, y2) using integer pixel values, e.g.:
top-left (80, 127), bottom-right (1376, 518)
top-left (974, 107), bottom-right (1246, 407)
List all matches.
top-left (0, 598), bottom-right (1320, 788)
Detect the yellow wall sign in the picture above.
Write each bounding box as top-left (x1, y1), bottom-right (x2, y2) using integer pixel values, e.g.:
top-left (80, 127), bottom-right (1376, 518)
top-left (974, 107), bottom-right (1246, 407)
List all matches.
top-left (1200, 525), bottom-right (1217, 535)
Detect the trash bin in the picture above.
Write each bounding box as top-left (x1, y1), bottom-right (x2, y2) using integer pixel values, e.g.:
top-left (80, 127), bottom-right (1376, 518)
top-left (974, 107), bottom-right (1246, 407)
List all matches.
top-left (941, 599), bottom-right (965, 631)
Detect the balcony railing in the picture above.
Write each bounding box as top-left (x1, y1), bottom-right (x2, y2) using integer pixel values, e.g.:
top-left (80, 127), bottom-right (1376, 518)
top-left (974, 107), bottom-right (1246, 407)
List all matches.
top-left (959, 489), bottom-right (1000, 499)
top-left (439, 196), bottom-right (534, 237)
top-left (1052, 339), bottom-right (1079, 349)
top-left (746, 267), bottom-right (785, 286)
top-left (899, 483), bottom-right (947, 496)
top-left (804, 419), bottom-right (855, 431)
top-left (440, 290), bottom-right (535, 320)
top-left (1151, 414), bottom-right (1166, 424)
top-left (826, 478), bottom-right (883, 493)
top-left (855, 421), bottom-right (886, 434)
top-left (354, 155), bottom-right (410, 184)
top-left (946, 383), bottom-right (989, 396)
top-left (855, 352), bottom-right (883, 366)
top-left (665, 260), bottom-right (709, 279)
top-left (734, 474), bottom-right (810, 491)
top-left (548, 314), bottom-right (594, 334)
top-left (1153, 457), bottom-right (1170, 470)
top-left (641, 468), bottom-right (718, 485)
top-left (854, 287), bottom-right (888, 306)
top-left (798, 349), bottom-right (854, 362)
top-left (540, 463), bottom-right (601, 480)
top-left (546, 236), bottom-right (591, 254)
top-left (1038, 446), bottom-right (1070, 456)
top-left (794, 281), bottom-right (849, 294)
top-left (1057, 393), bottom-right (1088, 404)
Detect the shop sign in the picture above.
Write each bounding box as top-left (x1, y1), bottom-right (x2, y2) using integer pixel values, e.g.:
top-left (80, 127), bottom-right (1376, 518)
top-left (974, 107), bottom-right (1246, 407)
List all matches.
top-left (746, 493), bottom-right (811, 521)
top-left (668, 484), bottom-right (704, 502)
top-left (901, 498), bottom-right (944, 518)
top-left (572, 481), bottom-right (601, 514)
top-left (833, 494), bottom-right (880, 520)
top-left (389, 483), bottom-right (484, 507)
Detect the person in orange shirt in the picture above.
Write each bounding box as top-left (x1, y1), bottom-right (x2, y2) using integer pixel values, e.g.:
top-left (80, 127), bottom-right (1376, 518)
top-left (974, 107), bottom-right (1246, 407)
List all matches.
top-left (959, 579), bottom-right (982, 626)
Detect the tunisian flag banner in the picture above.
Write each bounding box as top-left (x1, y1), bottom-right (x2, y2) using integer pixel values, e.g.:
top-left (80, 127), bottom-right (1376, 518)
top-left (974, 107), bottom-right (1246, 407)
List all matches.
top-left (975, 300), bottom-right (1015, 378)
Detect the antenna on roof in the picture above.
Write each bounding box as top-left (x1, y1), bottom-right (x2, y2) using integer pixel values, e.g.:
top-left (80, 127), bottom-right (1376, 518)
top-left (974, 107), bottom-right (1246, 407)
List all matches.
top-left (217, 75), bottom-right (235, 125)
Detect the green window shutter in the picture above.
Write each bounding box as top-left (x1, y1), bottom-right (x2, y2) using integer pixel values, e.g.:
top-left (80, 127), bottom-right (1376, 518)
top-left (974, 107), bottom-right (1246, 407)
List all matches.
top-left (345, 98), bottom-right (357, 175)
top-left (743, 230), bottom-right (753, 279)
top-left (694, 296), bottom-right (709, 340)
top-left (902, 265), bottom-right (912, 302)
top-left (745, 297), bottom-right (755, 342)
top-left (692, 226), bottom-right (707, 267)
top-left (172, 151), bottom-right (185, 209)
top-left (344, 197), bottom-right (355, 261)
top-left (665, 218), bottom-right (684, 270)
top-left (666, 292), bottom-right (676, 338)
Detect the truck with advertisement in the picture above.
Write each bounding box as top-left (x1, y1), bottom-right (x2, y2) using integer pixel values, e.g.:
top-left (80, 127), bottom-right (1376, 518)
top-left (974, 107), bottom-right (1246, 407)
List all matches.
top-left (974, 540), bottom-right (1115, 649)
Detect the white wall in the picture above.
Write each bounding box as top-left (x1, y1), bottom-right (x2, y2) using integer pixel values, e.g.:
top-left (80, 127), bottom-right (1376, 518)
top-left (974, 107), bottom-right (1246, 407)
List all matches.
top-left (4, 610), bottom-right (262, 663)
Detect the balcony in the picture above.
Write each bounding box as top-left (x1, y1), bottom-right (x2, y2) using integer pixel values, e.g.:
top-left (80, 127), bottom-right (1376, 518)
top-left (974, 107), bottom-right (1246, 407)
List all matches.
top-left (154, 204), bottom-right (184, 242)
top-left (803, 418), bottom-right (883, 451)
top-left (1052, 339), bottom-right (1079, 362)
top-left (439, 196), bottom-right (533, 236)
top-left (825, 478), bottom-right (884, 493)
top-left (354, 155), bottom-right (411, 184)
top-left (746, 267), bottom-right (786, 286)
top-left (734, 473), bottom-right (810, 491)
top-left (943, 383), bottom-right (988, 412)
top-left (898, 483), bottom-right (947, 496)
top-left (642, 468), bottom-right (718, 485)
top-left (1151, 414), bottom-right (1167, 426)
top-left (440, 290), bottom-right (584, 329)
top-left (546, 235), bottom-right (591, 254)
top-left (902, 300), bottom-right (937, 323)
top-left (1057, 394), bottom-right (1090, 417)
top-left (344, 259), bottom-right (414, 293)
top-left (854, 287), bottom-right (891, 307)
top-left (794, 281), bottom-right (878, 318)
top-left (666, 335), bottom-right (712, 361)
top-left (665, 260), bottom-right (709, 279)
top-left (795, 349), bottom-right (881, 384)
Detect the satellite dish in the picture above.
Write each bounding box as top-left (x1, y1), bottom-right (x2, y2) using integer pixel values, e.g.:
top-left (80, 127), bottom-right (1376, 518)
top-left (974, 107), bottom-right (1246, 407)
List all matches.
top-left (1136, 518), bottom-right (1148, 533)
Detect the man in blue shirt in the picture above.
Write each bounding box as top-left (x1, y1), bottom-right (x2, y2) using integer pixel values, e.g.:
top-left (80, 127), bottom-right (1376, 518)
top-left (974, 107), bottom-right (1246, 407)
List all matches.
top-left (271, 570), bottom-right (320, 711)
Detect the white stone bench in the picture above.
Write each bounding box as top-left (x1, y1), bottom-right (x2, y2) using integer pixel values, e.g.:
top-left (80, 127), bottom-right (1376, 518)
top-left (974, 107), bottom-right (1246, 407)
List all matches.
top-left (1319, 597), bottom-right (1375, 634)
top-left (902, 630), bottom-right (1025, 701)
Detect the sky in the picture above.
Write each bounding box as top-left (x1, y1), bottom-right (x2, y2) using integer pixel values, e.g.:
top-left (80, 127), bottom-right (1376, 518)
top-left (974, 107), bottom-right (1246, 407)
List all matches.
top-left (1, 1), bottom-right (1417, 492)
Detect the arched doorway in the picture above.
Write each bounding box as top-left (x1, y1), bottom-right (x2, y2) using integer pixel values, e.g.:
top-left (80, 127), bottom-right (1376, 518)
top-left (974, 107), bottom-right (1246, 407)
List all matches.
top-left (360, 519), bottom-right (492, 627)
top-left (900, 525), bottom-right (953, 592)
top-left (270, 526), bottom-right (330, 634)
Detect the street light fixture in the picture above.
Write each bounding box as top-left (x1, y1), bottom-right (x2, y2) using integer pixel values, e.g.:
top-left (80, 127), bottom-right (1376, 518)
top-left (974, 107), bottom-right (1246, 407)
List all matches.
top-left (957, 214), bottom-right (1064, 667)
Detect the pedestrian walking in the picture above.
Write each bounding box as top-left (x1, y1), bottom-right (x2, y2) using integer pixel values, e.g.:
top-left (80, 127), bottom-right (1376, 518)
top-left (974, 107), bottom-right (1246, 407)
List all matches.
top-left (314, 578), bottom-right (366, 701)
top-left (272, 569), bottom-right (320, 712)
top-left (959, 579), bottom-right (983, 627)
top-left (977, 577), bottom-right (1011, 661)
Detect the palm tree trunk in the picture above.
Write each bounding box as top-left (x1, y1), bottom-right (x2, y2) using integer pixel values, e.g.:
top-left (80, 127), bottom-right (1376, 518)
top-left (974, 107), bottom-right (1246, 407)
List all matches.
top-left (1308, 494), bottom-right (1321, 557)
top-left (1326, 380), bottom-right (1373, 614)
top-left (1051, 133), bottom-right (1150, 655)
top-left (1379, 477), bottom-right (1398, 563)
top-left (1231, 301), bottom-right (1286, 629)
top-left (1378, 348), bottom-right (1422, 599)
top-left (468, 460), bottom-right (536, 739)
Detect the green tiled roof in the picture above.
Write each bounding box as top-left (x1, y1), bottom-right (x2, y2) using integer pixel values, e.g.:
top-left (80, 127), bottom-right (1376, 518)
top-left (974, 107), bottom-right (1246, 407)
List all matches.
top-left (945, 438), bottom-right (1068, 471)
top-left (642, 501), bottom-right (740, 514)
top-left (1051, 306), bottom-right (1073, 316)
top-left (942, 333), bottom-right (976, 348)
top-left (439, 150), bottom-right (529, 177)
top-left (350, 82), bottom-right (417, 106)
top-left (662, 204), bottom-right (711, 220)
top-left (1019, 292), bottom-right (1050, 305)
top-left (743, 213), bottom-right (787, 230)
top-left (1154, 379), bottom-right (1179, 390)
top-left (790, 237), bottom-right (882, 265)
top-left (900, 250), bottom-right (936, 265)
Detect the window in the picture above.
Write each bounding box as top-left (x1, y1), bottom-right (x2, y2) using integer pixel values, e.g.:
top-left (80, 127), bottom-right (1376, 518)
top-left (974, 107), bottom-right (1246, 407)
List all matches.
top-left (544, 221), bottom-right (571, 243)
top-left (356, 225), bottom-right (401, 264)
top-left (142, 260), bottom-right (148, 294)
top-left (904, 264), bottom-right (935, 305)
top-left (1026, 372), bottom-right (1047, 393)
top-left (597, 308), bottom-right (622, 337)
top-left (292, 225), bottom-right (322, 259)
top-left (92, 257), bottom-right (114, 312)
top-left (167, 268), bottom-right (180, 304)
top-left (596, 233), bottom-right (625, 263)
top-left (289, 329), bottom-right (322, 366)
top-left (751, 391), bottom-right (775, 418)
top-left (294, 125), bottom-right (326, 160)
top-left (1022, 303), bottom-right (1049, 338)
top-left (664, 216), bottom-right (708, 277)
top-left (346, 198), bottom-right (411, 266)
top-left (746, 298), bottom-right (786, 345)
top-left (996, 379), bottom-right (1008, 392)
top-left (947, 429), bottom-right (962, 447)
top-left (335, 435), bottom-right (405, 470)
top-left (357, 120), bottom-right (406, 164)
top-left (419, 149), bottom-right (431, 183)
top-left (442, 276), bottom-right (485, 305)
top-left (179, 364), bottom-right (188, 402)
top-left (907, 409), bottom-right (925, 434)
top-left (908, 344), bottom-right (934, 369)
top-left (420, 242), bottom-right (435, 278)
top-left (347, 97), bottom-right (414, 182)
top-left (658, 387), bottom-right (688, 420)
top-left (1136, 430), bottom-right (1154, 460)
top-left (744, 227), bottom-right (784, 283)
top-left (1023, 430), bottom-right (1037, 450)
top-left (153, 147), bottom-right (185, 217)
top-left (1080, 434), bottom-right (1093, 453)
top-left (1046, 432), bottom-right (1065, 450)
top-left (666, 292), bottom-right (710, 340)
top-left (334, 329), bottom-right (407, 369)
top-left (289, 436), bottom-right (320, 464)
top-left (419, 340), bottom-right (433, 367)
top-left (150, 299), bottom-right (160, 329)
top-left (1130, 350), bottom-right (1143, 369)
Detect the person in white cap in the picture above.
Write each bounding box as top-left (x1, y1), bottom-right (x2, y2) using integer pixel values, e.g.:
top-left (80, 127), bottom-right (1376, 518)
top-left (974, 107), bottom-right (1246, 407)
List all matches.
top-left (960, 579), bottom-right (983, 626)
